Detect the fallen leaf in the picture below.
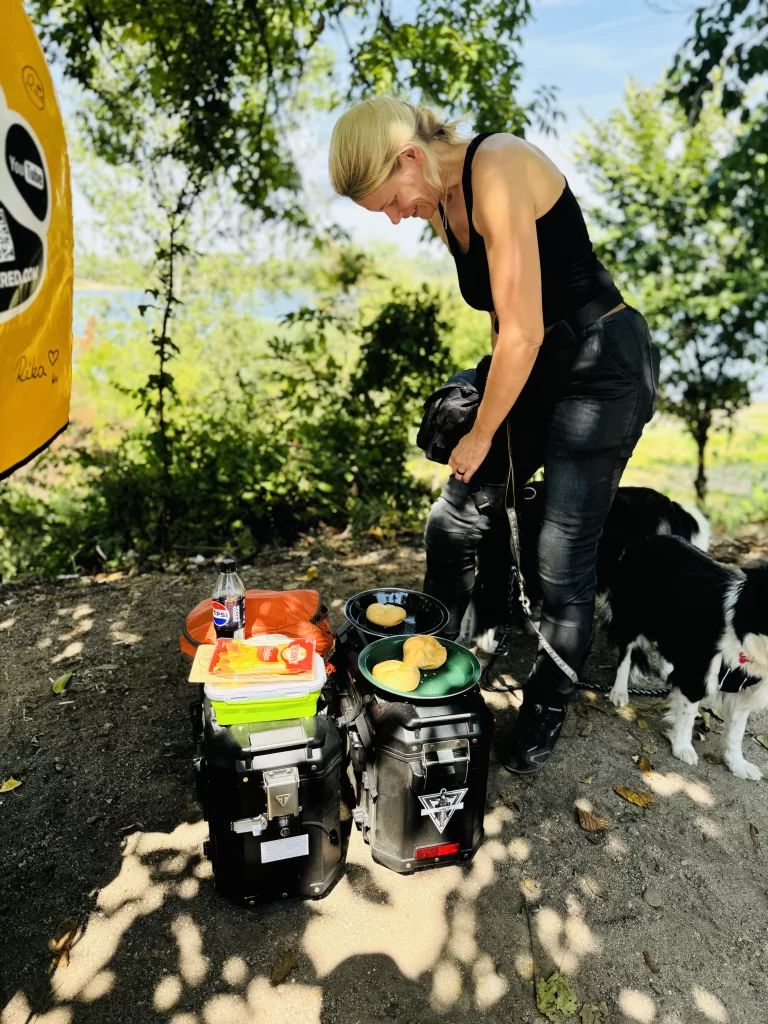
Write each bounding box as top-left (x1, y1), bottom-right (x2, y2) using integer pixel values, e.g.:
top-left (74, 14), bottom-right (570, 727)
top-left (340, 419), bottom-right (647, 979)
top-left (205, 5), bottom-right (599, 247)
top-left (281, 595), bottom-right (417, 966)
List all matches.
top-left (270, 951), bottom-right (298, 986)
top-left (581, 1004), bottom-right (607, 1024)
top-left (637, 755), bottom-right (652, 775)
top-left (755, 736), bottom-right (768, 750)
top-left (305, 566), bottom-right (319, 581)
top-left (642, 742), bottom-right (658, 755)
top-left (0, 777), bottom-right (22, 793)
top-left (699, 711), bottom-right (711, 731)
top-left (637, 719), bottom-right (648, 729)
top-left (537, 972), bottom-right (580, 1022)
top-left (749, 823), bottom-right (760, 851)
top-left (49, 918), bottom-right (79, 971)
top-left (613, 785), bottom-right (653, 809)
top-left (52, 672), bottom-right (72, 694)
top-left (576, 806), bottom-right (610, 832)
top-left (643, 950), bottom-right (661, 974)
top-left (502, 794), bottom-right (522, 814)
top-left (582, 777), bottom-right (593, 785)
top-left (580, 722), bottom-right (593, 738)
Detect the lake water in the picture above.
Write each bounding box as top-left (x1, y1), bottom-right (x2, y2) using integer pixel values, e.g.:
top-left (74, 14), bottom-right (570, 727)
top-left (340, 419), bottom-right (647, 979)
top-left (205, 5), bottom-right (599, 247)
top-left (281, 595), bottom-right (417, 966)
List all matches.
top-left (73, 287), bottom-right (308, 337)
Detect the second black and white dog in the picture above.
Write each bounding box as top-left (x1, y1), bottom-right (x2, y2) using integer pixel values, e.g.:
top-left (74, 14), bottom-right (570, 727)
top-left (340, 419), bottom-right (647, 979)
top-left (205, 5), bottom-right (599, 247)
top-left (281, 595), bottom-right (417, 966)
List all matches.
top-left (466, 483), bottom-right (710, 651)
top-left (608, 535), bottom-right (768, 780)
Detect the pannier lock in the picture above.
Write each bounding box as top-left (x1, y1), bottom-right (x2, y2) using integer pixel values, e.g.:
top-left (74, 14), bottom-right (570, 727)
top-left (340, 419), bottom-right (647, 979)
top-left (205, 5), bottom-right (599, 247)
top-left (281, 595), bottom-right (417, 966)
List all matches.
top-left (263, 766), bottom-right (301, 819)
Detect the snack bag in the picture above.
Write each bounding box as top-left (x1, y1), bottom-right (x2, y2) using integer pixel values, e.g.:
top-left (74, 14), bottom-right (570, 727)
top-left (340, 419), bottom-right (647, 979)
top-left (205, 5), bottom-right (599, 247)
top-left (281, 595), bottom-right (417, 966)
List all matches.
top-left (209, 638), bottom-right (316, 680)
top-left (0, 2), bottom-right (73, 479)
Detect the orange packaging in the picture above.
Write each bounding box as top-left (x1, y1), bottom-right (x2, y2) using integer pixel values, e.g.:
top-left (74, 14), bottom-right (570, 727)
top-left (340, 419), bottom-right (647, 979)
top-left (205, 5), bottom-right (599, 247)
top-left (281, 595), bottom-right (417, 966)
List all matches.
top-left (209, 638), bottom-right (316, 679)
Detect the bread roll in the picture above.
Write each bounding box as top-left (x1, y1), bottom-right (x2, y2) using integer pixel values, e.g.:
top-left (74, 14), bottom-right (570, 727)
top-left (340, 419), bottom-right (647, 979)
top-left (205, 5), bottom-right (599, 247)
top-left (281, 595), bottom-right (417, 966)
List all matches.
top-left (403, 634), bottom-right (448, 670)
top-left (365, 602), bottom-right (407, 627)
top-left (371, 659), bottom-right (420, 692)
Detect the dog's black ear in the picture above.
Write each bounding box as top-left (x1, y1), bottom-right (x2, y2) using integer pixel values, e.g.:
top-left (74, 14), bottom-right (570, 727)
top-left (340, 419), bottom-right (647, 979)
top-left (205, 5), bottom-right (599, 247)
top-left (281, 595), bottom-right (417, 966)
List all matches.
top-left (734, 567), bottom-right (768, 639)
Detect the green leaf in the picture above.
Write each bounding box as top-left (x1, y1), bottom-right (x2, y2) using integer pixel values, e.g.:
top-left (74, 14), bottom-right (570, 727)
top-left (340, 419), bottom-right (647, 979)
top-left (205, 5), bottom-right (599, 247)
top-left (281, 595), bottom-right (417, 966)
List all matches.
top-left (52, 672), bottom-right (73, 694)
top-left (537, 972), bottom-right (580, 1021)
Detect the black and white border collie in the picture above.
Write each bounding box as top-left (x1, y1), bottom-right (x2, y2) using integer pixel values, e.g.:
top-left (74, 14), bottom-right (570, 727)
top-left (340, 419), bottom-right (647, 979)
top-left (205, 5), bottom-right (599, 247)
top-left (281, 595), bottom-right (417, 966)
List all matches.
top-left (467, 484), bottom-right (710, 652)
top-left (608, 535), bottom-right (768, 780)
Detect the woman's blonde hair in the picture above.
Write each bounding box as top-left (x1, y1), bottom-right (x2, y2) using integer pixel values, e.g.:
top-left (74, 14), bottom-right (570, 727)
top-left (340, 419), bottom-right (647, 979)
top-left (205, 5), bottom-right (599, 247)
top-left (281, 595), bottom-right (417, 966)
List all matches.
top-left (329, 97), bottom-right (466, 202)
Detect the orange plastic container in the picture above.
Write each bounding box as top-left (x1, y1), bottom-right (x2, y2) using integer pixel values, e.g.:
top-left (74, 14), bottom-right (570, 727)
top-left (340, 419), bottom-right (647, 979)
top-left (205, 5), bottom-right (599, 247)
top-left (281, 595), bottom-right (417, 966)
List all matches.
top-left (180, 589), bottom-right (333, 660)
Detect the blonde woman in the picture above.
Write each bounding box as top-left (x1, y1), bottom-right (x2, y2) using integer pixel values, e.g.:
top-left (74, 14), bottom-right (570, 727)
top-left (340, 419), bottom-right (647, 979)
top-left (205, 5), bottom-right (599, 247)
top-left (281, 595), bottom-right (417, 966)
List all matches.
top-left (329, 98), bottom-right (658, 773)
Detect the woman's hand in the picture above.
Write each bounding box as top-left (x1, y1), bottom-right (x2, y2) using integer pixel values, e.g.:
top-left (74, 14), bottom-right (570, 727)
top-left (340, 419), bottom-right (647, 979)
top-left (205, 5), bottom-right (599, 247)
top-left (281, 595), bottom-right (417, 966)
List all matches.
top-left (448, 428), bottom-right (492, 485)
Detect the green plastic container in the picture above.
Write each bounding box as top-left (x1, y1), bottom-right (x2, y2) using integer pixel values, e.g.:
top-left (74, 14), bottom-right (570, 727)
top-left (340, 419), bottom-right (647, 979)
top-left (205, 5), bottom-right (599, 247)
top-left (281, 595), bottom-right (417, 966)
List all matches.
top-left (358, 635), bottom-right (481, 701)
top-left (211, 691), bottom-right (321, 725)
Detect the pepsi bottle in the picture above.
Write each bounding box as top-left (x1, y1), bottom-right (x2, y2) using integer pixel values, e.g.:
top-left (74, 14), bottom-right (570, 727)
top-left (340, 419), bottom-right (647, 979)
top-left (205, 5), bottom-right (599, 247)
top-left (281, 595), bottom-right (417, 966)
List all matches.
top-left (212, 559), bottom-right (246, 640)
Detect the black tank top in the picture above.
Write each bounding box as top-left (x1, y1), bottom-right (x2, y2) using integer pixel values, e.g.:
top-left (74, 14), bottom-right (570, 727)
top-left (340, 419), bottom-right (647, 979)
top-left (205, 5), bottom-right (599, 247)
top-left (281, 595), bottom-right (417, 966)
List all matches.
top-left (438, 133), bottom-right (614, 327)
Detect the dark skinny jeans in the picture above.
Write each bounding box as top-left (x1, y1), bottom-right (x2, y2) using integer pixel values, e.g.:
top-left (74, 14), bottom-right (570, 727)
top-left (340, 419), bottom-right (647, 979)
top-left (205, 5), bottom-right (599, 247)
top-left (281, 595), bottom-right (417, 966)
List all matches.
top-left (424, 305), bottom-right (658, 701)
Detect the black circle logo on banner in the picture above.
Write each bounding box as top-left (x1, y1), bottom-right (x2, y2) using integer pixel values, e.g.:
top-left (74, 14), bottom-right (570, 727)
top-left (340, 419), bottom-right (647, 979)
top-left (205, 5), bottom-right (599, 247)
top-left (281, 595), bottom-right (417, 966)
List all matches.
top-left (6, 123), bottom-right (48, 222)
top-left (0, 200), bottom-right (44, 313)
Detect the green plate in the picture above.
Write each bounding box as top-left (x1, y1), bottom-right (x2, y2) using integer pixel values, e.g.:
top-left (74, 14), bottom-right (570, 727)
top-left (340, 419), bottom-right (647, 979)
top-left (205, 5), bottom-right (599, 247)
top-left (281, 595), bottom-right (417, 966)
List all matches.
top-left (358, 635), bottom-right (481, 701)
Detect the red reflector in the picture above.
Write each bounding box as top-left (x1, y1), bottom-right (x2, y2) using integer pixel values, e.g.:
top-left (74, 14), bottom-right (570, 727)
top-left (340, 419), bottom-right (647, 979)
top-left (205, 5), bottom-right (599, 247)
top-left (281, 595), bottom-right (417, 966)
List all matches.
top-left (415, 842), bottom-right (460, 861)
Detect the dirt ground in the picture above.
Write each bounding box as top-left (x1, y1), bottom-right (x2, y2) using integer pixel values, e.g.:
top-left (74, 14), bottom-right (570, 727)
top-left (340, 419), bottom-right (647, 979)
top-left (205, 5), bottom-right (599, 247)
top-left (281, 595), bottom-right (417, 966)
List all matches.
top-left (2, 527), bottom-right (768, 1024)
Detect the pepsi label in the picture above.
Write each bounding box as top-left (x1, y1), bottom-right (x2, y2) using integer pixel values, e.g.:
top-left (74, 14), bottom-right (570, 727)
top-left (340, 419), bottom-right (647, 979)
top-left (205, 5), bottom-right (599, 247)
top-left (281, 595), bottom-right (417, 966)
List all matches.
top-left (212, 601), bottom-right (229, 627)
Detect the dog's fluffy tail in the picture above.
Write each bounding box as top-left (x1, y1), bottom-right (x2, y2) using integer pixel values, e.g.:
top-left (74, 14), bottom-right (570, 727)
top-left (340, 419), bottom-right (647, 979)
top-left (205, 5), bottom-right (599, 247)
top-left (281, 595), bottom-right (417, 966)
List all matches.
top-left (683, 504), bottom-right (711, 552)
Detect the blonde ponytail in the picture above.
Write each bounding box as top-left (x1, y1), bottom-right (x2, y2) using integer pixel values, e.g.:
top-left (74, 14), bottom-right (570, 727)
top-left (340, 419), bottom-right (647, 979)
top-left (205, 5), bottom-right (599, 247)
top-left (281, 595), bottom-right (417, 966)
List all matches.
top-left (329, 97), bottom-right (467, 202)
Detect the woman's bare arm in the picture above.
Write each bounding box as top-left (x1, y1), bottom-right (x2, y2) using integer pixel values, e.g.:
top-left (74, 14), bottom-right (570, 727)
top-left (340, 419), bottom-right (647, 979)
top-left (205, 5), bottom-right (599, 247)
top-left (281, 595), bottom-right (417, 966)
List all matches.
top-left (448, 146), bottom-right (544, 482)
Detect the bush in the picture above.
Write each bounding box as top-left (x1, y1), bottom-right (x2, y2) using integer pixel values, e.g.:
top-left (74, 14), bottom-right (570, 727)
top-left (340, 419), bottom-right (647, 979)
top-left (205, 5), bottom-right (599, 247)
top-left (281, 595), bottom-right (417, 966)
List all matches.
top-left (0, 286), bottom-right (455, 579)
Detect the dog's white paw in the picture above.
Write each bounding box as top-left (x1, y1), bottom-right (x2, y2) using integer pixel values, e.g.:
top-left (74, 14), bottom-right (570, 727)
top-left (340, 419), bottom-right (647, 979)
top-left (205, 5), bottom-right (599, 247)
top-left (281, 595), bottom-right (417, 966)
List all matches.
top-left (726, 759), bottom-right (762, 781)
top-left (609, 687), bottom-right (629, 708)
top-left (474, 628), bottom-right (498, 655)
top-left (671, 743), bottom-right (699, 766)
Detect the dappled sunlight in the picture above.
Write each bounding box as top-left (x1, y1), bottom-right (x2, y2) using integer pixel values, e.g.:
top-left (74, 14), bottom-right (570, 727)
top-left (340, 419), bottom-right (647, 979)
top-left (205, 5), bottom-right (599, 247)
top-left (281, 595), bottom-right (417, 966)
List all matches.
top-left (645, 770), bottom-right (714, 806)
top-left (302, 829), bottom-right (459, 979)
top-left (153, 974), bottom-right (183, 1012)
top-left (514, 951), bottom-right (535, 981)
top-left (619, 988), bottom-right (657, 1021)
top-left (508, 837), bottom-right (532, 862)
top-left (221, 955), bottom-right (248, 987)
top-left (484, 803), bottom-right (517, 836)
top-left (0, 616), bottom-right (16, 630)
top-left (472, 952), bottom-right (509, 1009)
top-left (615, 704), bottom-right (638, 721)
top-left (694, 815), bottom-right (723, 840)
top-left (109, 620), bottom-right (142, 645)
top-left (172, 914), bottom-right (209, 988)
top-left (481, 684), bottom-right (522, 711)
top-left (71, 604), bottom-right (95, 620)
top-left (692, 986), bottom-right (729, 1022)
top-left (534, 905), bottom-right (600, 976)
top-left (1, 993), bottom-right (72, 1023)
top-left (577, 875), bottom-right (605, 902)
top-left (430, 959), bottom-right (463, 1010)
top-left (58, 618), bottom-right (93, 641)
top-left (606, 835), bottom-right (630, 861)
top-left (52, 640), bottom-right (84, 663)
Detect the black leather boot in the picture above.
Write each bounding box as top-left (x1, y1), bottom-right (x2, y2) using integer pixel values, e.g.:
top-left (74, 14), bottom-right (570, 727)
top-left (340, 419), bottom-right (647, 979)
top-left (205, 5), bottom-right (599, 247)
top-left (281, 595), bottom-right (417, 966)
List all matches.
top-left (500, 697), bottom-right (568, 774)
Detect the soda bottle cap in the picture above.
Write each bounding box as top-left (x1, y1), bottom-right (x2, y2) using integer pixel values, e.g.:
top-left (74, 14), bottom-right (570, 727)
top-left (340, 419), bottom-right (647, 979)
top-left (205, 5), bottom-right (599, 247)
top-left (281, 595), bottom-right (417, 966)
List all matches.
top-left (218, 558), bottom-right (238, 573)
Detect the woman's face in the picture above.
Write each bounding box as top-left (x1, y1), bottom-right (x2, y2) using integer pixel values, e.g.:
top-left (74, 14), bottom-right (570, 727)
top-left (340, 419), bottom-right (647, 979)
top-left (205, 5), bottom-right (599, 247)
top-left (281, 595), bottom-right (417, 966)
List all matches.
top-left (356, 145), bottom-right (439, 225)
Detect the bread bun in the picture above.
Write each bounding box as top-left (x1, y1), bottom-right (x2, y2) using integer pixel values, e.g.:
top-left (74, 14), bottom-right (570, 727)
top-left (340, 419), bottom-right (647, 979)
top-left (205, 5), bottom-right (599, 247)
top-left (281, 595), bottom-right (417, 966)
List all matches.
top-left (371, 659), bottom-right (420, 692)
top-left (403, 634), bottom-right (448, 670)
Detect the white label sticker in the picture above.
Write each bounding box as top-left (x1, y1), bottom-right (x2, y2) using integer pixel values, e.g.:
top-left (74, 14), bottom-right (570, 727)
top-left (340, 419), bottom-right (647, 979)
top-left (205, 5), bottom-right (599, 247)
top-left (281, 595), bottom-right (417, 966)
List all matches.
top-left (260, 833), bottom-right (310, 863)
top-left (419, 788), bottom-right (468, 834)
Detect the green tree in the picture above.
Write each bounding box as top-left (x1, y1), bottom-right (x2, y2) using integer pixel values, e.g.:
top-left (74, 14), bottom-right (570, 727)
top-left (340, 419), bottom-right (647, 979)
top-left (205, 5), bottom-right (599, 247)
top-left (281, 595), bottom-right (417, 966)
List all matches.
top-left (668, 0), bottom-right (768, 240)
top-left (31, 0), bottom-right (559, 540)
top-left (575, 79), bottom-right (767, 502)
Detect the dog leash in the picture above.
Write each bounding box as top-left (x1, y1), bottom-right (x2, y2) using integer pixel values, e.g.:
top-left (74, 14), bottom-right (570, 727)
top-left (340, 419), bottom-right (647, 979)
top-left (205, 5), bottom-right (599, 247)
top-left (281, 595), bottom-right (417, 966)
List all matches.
top-left (479, 421), bottom-right (580, 693)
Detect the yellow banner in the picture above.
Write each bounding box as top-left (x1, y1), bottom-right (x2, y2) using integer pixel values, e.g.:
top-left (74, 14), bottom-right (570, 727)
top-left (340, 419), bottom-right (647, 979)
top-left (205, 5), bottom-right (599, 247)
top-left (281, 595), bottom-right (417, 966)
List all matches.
top-left (0, 0), bottom-right (73, 479)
